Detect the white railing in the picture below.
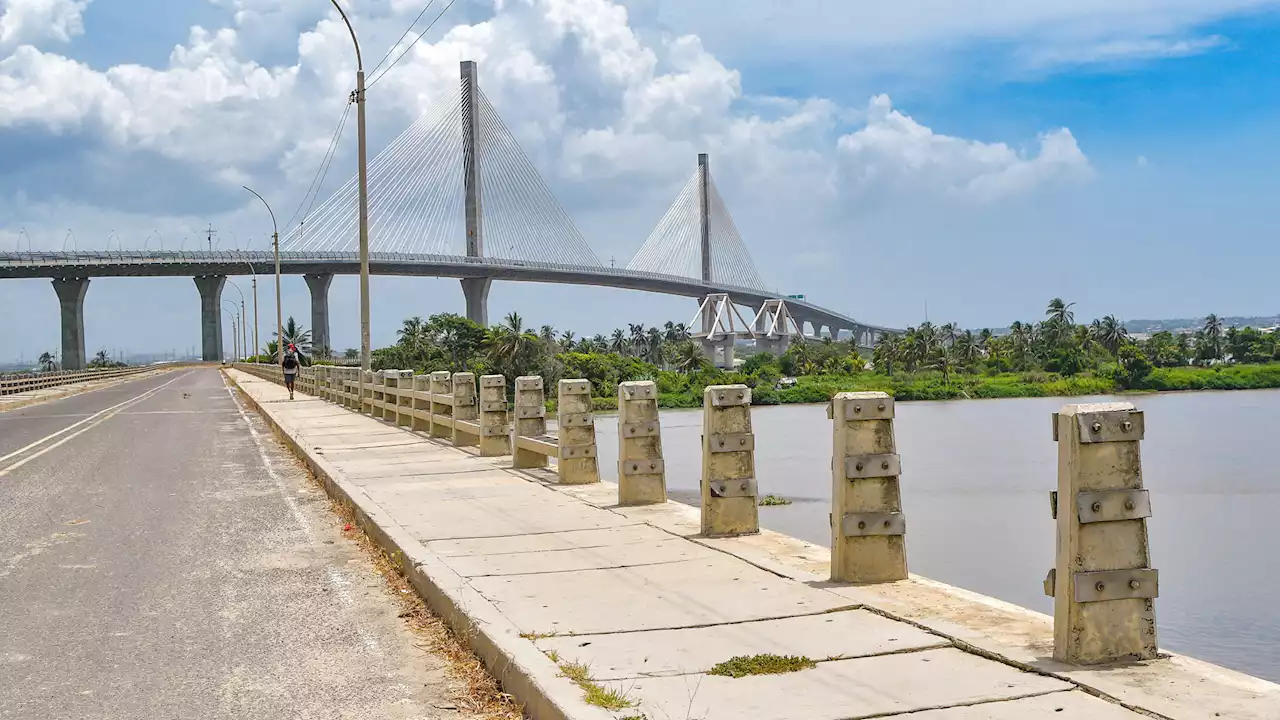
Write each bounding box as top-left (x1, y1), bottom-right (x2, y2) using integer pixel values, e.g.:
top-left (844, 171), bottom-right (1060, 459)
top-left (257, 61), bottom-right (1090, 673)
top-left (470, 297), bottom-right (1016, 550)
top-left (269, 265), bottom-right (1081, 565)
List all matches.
top-left (0, 366), bottom-right (151, 396)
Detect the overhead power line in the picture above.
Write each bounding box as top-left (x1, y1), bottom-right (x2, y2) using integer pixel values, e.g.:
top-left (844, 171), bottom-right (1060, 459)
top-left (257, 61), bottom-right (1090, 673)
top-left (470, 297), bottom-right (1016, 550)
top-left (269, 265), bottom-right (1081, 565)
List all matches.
top-left (368, 0), bottom-right (440, 78)
top-left (367, 0), bottom-right (460, 89)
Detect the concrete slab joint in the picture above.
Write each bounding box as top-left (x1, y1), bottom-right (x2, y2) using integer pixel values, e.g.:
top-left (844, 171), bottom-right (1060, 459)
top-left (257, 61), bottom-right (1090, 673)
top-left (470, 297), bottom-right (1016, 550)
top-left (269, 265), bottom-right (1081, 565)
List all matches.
top-left (830, 392), bottom-right (908, 583)
top-left (478, 374), bottom-right (511, 457)
top-left (512, 376), bottom-right (548, 469)
top-left (556, 378), bottom-right (599, 484)
top-left (617, 380), bottom-right (667, 506)
top-left (451, 372), bottom-right (478, 447)
top-left (1050, 402), bottom-right (1159, 665)
top-left (701, 384), bottom-right (759, 537)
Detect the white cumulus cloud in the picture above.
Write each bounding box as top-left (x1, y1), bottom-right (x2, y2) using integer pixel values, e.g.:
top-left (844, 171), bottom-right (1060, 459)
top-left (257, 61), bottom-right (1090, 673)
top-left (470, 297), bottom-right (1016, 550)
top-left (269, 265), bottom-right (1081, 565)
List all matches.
top-left (0, 0), bottom-right (91, 47)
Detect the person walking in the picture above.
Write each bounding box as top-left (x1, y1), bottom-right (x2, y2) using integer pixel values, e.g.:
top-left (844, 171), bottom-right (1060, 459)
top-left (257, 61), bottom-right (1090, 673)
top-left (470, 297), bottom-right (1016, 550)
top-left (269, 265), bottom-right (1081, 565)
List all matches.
top-left (282, 343), bottom-right (299, 400)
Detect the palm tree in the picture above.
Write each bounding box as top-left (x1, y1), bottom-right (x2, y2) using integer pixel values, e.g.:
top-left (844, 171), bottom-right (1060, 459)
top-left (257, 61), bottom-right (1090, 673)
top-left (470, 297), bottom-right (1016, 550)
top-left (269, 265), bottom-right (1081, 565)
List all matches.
top-left (673, 341), bottom-right (707, 373)
top-left (645, 327), bottom-right (664, 364)
top-left (38, 352), bottom-right (56, 371)
top-left (1046, 298), bottom-right (1075, 326)
top-left (933, 347), bottom-right (957, 387)
top-left (540, 325), bottom-right (556, 344)
top-left (609, 329), bottom-right (626, 354)
top-left (872, 334), bottom-right (899, 375)
top-left (273, 317), bottom-right (312, 362)
top-left (954, 331), bottom-right (978, 368)
top-left (628, 323), bottom-right (646, 356)
top-left (559, 330), bottom-right (576, 351)
top-left (344, 348), bottom-right (359, 360)
top-left (1091, 315), bottom-right (1128, 356)
top-left (1204, 314), bottom-right (1224, 360)
top-left (486, 312), bottom-right (540, 378)
top-left (397, 316), bottom-right (427, 355)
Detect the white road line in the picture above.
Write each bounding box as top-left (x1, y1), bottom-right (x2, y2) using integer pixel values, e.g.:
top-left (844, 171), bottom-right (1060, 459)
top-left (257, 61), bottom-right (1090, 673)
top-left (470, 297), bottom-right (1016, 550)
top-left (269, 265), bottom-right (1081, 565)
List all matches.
top-left (0, 372), bottom-right (193, 477)
top-left (220, 374), bottom-right (383, 654)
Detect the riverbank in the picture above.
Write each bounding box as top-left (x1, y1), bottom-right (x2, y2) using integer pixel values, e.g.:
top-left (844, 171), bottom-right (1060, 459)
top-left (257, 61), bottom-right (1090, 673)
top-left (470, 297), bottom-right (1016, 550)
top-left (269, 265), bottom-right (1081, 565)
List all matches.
top-left (566, 363), bottom-right (1280, 410)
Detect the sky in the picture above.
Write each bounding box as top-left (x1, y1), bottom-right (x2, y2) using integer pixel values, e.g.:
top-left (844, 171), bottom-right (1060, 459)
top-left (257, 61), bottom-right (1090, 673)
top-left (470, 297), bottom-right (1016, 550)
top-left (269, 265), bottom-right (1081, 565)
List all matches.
top-left (1, 0), bottom-right (1279, 362)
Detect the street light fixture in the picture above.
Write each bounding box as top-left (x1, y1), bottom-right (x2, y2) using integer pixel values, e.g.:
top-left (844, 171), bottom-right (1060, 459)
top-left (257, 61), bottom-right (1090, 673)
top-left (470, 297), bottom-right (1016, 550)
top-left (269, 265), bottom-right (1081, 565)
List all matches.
top-left (227, 280), bottom-right (249, 364)
top-left (330, 0), bottom-right (371, 371)
top-left (243, 186), bottom-right (281, 365)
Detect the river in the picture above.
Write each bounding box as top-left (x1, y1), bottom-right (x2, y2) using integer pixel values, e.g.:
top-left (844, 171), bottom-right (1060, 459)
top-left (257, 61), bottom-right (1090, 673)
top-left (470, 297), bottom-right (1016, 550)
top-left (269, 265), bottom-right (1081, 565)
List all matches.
top-left (591, 389), bottom-right (1280, 683)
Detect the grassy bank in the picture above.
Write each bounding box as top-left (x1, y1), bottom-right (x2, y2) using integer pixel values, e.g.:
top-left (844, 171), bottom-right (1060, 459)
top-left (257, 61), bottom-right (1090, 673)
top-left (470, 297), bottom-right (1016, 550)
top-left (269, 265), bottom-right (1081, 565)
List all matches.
top-left (560, 364), bottom-right (1280, 412)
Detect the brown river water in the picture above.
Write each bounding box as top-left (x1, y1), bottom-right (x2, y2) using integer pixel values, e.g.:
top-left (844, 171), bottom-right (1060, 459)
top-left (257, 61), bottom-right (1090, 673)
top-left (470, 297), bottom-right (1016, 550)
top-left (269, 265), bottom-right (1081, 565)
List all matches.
top-left (591, 389), bottom-right (1280, 683)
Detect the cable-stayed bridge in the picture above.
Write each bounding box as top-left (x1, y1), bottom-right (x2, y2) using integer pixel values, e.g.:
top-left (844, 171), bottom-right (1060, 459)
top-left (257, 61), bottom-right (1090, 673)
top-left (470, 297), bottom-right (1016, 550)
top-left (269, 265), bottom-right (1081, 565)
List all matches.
top-left (0, 62), bottom-right (894, 369)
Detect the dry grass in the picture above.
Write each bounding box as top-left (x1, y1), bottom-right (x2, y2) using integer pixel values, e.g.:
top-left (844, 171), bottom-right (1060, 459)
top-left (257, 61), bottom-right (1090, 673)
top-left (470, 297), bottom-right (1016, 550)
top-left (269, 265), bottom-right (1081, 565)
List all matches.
top-left (326, 497), bottom-right (523, 720)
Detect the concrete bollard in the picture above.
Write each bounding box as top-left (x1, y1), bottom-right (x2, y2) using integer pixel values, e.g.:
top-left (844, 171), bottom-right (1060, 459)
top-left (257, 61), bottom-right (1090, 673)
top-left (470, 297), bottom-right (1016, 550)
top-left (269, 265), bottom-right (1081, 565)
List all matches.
top-left (392, 370), bottom-right (414, 427)
top-left (451, 372), bottom-right (478, 447)
top-left (829, 392), bottom-right (907, 583)
top-left (373, 371), bottom-right (389, 418)
top-left (512, 376), bottom-right (548, 469)
top-left (361, 371), bottom-right (375, 415)
top-left (428, 371), bottom-right (452, 439)
top-left (1047, 402), bottom-right (1158, 665)
top-left (410, 375), bottom-right (432, 432)
top-left (478, 375), bottom-right (511, 457)
top-left (700, 384), bottom-right (758, 537)
top-left (617, 381), bottom-right (666, 505)
top-left (556, 379), bottom-right (599, 484)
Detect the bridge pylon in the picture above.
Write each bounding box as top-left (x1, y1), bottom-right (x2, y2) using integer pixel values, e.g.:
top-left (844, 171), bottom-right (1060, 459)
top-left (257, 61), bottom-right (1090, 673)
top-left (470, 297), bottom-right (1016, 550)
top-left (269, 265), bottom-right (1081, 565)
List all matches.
top-left (690, 293), bottom-right (756, 369)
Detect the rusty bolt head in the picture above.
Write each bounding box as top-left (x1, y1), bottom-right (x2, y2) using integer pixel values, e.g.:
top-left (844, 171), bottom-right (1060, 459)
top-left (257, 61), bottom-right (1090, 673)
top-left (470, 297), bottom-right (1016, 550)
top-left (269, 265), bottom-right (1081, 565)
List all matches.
top-left (1124, 500), bottom-right (1135, 510)
top-left (740, 481), bottom-right (748, 491)
top-left (1095, 581), bottom-right (1106, 592)
top-left (1129, 579), bottom-right (1140, 590)
top-left (1091, 422), bottom-right (1103, 433)
top-left (857, 521), bottom-right (867, 530)
top-left (718, 440), bottom-right (725, 447)
top-left (854, 405), bottom-right (862, 413)
top-left (883, 520), bottom-right (891, 528)
top-left (736, 391), bottom-right (744, 400)
top-left (629, 427), bottom-right (635, 434)
top-left (881, 460), bottom-right (890, 470)
top-left (1091, 501), bottom-right (1102, 512)
top-left (878, 402), bottom-right (886, 411)
top-left (739, 438), bottom-right (746, 446)
top-left (1122, 421), bottom-right (1132, 433)
top-left (855, 462), bottom-right (865, 471)
top-left (649, 463), bottom-right (656, 470)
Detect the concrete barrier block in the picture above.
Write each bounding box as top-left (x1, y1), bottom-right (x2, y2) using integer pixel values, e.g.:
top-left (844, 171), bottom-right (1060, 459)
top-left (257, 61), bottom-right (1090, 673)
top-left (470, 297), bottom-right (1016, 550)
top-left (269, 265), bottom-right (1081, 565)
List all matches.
top-left (429, 371), bottom-right (452, 439)
top-left (830, 391), bottom-right (907, 584)
top-left (361, 371), bottom-right (375, 415)
top-left (478, 374), bottom-right (511, 457)
top-left (512, 376), bottom-right (548, 469)
top-left (1050, 402), bottom-right (1158, 665)
top-left (556, 379), bottom-right (599, 484)
top-left (451, 373), bottom-right (478, 447)
top-left (411, 375), bottom-right (431, 432)
top-left (701, 384), bottom-right (758, 537)
top-left (618, 380), bottom-right (666, 506)
top-left (392, 370), bottom-right (414, 427)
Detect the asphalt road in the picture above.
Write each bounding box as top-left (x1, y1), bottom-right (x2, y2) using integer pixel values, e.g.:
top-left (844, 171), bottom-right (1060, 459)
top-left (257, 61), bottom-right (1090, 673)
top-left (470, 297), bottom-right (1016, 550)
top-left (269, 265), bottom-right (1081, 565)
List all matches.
top-left (1, 368), bottom-right (466, 719)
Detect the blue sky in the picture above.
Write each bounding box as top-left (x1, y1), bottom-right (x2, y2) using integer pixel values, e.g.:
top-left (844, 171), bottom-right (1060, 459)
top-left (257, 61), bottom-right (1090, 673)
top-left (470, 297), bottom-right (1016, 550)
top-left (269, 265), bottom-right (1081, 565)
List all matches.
top-left (1, 0), bottom-right (1279, 363)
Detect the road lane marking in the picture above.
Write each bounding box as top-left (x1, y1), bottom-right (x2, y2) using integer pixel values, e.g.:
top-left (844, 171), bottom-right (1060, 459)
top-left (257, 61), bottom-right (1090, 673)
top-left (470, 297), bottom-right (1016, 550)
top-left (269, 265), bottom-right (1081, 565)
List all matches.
top-left (0, 372), bottom-right (192, 477)
top-left (220, 374), bottom-right (383, 654)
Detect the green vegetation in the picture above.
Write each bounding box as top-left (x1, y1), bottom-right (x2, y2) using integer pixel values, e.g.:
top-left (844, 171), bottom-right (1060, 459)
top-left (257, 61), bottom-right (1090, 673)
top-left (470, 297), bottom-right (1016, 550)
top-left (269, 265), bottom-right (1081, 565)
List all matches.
top-left (364, 301), bottom-right (1280, 408)
top-left (758, 494), bottom-right (792, 506)
top-left (708, 654), bottom-right (817, 678)
top-left (87, 349), bottom-right (127, 369)
top-left (555, 659), bottom-right (635, 711)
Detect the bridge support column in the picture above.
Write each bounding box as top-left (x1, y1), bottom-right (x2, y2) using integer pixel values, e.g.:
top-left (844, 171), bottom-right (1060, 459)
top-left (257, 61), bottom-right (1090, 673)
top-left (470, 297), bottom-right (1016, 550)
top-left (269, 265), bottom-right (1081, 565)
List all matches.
top-left (304, 274), bottom-right (333, 357)
top-left (194, 275), bottom-right (226, 362)
top-left (52, 278), bottom-right (89, 371)
top-left (460, 277), bottom-right (491, 327)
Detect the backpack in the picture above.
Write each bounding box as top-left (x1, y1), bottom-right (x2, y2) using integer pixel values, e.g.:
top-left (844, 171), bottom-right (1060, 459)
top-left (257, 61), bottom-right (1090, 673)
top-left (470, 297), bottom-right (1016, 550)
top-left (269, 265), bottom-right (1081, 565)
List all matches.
top-left (283, 352), bottom-right (299, 370)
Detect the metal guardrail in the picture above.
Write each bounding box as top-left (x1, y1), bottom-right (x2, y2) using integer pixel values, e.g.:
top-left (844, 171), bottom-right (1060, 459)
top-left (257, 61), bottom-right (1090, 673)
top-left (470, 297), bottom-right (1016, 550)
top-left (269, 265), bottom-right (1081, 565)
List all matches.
top-left (0, 366), bottom-right (150, 396)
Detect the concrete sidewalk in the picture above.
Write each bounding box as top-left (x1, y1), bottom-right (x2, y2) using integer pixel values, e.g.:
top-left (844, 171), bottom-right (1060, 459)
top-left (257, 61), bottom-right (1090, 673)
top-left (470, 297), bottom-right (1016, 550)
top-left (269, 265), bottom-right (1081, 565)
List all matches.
top-left (226, 369), bottom-right (1278, 720)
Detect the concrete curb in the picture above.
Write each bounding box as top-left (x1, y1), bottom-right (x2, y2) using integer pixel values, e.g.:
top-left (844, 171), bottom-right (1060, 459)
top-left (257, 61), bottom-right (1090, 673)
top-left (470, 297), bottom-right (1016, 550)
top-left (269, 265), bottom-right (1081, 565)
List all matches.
top-left (224, 371), bottom-right (618, 720)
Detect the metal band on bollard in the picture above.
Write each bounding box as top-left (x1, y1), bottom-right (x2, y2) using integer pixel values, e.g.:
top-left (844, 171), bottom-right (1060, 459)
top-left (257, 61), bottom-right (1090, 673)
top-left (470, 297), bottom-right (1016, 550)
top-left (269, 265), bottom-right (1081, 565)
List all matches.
top-left (617, 380), bottom-right (666, 505)
top-left (1047, 402), bottom-right (1158, 664)
top-left (700, 384), bottom-right (758, 537)
top-left (829, 392), bottom-right (907, 583)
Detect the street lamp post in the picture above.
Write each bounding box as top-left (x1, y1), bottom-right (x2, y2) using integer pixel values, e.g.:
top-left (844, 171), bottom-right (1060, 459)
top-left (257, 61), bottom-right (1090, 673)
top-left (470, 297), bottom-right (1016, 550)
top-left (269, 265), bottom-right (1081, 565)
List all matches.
top-left (330, 0), bottom-right (371, 371)
top-left (243, 263), bottom-right (260, 359)
top-left (223, 305), bottom-right (239, 360)
top-left (243, 186), bottom-right (281, 364)
top-left (227, 280), bottom-right (248, 365)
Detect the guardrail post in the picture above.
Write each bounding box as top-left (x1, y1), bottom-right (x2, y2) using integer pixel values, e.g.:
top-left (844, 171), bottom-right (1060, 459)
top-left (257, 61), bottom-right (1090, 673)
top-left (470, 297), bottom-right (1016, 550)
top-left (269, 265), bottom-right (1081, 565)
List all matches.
top-left (617, 380), bottom-right (666, 505)
top-left (429, 371), bottom-right (452, 439)
top-left (479, 375), bottom-right (511, 456)
top-left (556, 379), bottom-right (599, 484)
top-left (513, 376), bottom-right (548, 469)
top-left (829, 392), bottom-right (907, 583)
top-left (361, 371), bottom-right (374, 415)
top-left (1047, 402), bottom-right (1158, 664)
top-left (451, 372), bottom-right (478, 447)
top-left (411, 375), bottom-right (431, 432)
top-left (701, 384), bottom-right (758, 537)
top-left (392, 370), bottom-right (414, 427)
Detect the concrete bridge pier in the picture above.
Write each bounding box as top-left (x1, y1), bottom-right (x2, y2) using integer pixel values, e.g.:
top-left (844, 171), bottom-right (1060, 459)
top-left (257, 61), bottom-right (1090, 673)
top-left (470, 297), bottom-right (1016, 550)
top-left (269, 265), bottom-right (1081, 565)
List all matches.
top-left (304, 274), bottom-right (333, 356)
top-left (194, 275), bottom-right (226, 362)
top-left (52, 277), bottom-right (90, 370)
top-left (460, 278), bottom-right (491, 327)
